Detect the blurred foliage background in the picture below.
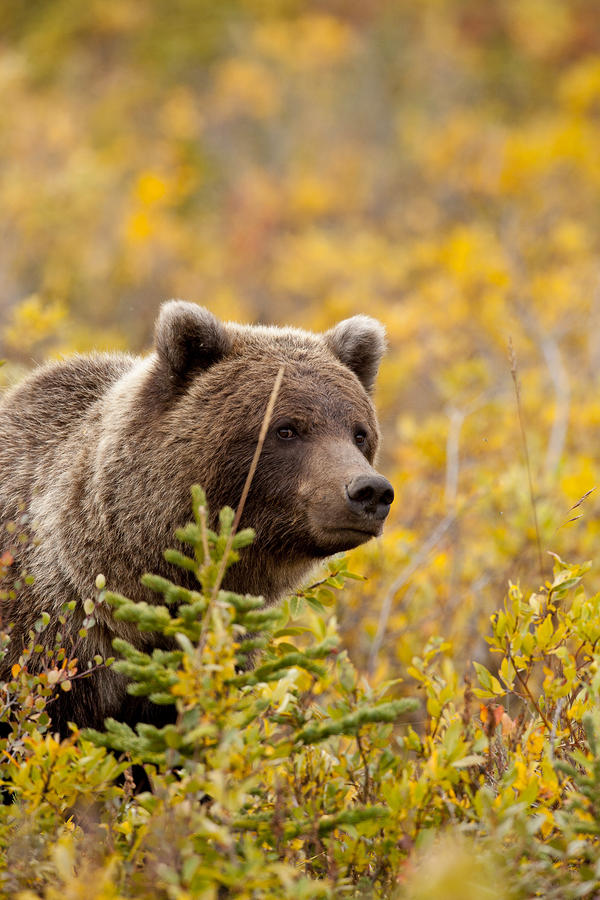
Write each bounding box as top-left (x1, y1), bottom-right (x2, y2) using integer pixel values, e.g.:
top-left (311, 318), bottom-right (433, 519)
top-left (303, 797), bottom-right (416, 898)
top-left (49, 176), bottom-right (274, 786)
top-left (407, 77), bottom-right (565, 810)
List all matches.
top-left (2, 0), bottom-right (600, 685)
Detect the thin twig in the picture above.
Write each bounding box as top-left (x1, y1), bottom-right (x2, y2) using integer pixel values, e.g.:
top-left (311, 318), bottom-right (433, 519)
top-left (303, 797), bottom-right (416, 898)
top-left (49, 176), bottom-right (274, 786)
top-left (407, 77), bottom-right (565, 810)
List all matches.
top-left (503, 234), bottom-right (572, 483)
top-left (230, 365), bottom-right (286, 540)
top-left (539, 333), bottom-right (570, 480)
top-left (199, 366), bottom-right (285, 649)
top-left (508, 337), bottom-right (544, 585)
top-left (444, 396), bottom-right (489, 513)
top-left (509, 649), bottom-right (552, 732)
top-left (367, 511), bottom-right (457, 676)
top-left (444, 407), bottom-right (465, 513)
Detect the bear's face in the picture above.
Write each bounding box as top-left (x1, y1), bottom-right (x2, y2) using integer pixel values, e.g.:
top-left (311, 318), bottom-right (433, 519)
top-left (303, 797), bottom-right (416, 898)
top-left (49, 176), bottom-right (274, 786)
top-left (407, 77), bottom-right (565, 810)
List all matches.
top-left (154, 301), bottom-right (394, 570)
top-left (252, 362), bottom-right (391, 559)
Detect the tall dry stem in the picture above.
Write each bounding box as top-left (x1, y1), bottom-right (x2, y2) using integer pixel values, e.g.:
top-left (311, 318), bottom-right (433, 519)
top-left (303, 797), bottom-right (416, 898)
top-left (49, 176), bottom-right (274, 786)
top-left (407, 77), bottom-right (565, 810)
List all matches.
top-left (197, 365), bottom-right (285, 651)
top-left (508, 337), bottom-right (544, 584)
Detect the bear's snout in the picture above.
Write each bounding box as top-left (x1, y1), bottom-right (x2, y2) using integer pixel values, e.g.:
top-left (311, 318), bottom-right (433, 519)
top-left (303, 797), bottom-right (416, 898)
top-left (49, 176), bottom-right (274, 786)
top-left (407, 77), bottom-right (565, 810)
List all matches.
top-left (302, 437), bottom-right (394, 555)
top-left (346, 474), bottom-right (394, 522)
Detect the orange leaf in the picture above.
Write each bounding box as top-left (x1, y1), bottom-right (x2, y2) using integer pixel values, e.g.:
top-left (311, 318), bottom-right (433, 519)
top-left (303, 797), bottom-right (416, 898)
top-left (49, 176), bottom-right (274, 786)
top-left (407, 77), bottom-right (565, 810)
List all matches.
top-left (492, 705), bottom-right (504, 726)
top-left (501, 712), bottom-right (515, 736)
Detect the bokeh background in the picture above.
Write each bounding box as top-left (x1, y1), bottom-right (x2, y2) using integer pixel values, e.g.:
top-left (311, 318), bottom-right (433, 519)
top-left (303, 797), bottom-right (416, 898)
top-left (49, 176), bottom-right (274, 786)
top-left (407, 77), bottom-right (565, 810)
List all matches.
top-left (2, 0), bottom-right (600, 682)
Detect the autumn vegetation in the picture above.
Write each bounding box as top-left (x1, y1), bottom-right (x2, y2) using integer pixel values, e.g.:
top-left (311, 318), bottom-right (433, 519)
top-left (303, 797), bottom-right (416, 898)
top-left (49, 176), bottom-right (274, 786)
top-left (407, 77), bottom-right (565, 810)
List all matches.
top-left (3, 1), bottom-right (600, 897)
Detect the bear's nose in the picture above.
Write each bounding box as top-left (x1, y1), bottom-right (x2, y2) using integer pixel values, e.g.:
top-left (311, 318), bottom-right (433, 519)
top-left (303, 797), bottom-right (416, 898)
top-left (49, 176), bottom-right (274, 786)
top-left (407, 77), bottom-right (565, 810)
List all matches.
top-left (346, 474), bottom-right (394, 520)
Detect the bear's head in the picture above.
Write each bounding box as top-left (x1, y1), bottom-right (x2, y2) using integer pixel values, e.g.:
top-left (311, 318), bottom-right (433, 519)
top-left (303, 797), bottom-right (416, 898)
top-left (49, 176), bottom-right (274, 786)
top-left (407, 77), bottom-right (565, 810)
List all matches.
top-left (152, 300), bottom-right (394, 597)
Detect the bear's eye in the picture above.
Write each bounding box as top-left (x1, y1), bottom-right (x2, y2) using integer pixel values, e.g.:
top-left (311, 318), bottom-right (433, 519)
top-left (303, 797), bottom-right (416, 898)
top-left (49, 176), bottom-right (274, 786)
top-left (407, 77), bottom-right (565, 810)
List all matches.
top-left (354, 429), bottom-right (367, 447)
top-left (276, 424), bottom-right (297, 441)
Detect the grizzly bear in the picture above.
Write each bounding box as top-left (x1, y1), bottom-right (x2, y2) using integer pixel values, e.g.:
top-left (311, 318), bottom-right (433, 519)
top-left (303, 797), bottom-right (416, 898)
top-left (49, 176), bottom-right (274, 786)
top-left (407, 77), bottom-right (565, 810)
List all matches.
top-left (0, 301), bottom-right (393, 734)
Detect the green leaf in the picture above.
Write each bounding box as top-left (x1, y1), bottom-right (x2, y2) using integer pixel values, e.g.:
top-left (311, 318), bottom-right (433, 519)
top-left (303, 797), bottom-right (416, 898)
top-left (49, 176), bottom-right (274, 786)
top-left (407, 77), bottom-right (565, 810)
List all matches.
top-left (473, 660), bottom-right (492, 690)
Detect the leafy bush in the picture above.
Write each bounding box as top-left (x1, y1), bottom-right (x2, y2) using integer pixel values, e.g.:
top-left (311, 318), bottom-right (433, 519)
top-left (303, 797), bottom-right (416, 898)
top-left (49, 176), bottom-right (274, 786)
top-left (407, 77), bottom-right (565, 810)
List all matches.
top-left (3, 487), bottom-right (600, 897)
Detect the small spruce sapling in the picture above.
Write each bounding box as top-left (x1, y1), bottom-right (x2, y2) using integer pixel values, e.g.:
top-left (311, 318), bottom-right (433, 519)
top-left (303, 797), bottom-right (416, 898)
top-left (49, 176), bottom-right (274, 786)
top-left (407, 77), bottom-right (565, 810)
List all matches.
top-left (85, 485), bottom-right (352, 768)
top-left (85, 485), bottom-right (418, 862)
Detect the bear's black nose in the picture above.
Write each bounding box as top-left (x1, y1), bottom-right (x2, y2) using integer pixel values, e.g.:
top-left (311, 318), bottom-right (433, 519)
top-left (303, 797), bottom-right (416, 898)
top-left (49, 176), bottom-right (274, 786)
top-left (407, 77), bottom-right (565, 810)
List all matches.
top-left (346, 474), bottom-right (394, 520)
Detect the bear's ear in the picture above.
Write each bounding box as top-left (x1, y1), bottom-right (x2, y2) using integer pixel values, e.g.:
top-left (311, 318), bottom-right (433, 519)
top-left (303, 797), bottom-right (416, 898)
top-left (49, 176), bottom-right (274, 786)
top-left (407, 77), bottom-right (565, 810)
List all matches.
top-left (155, 300), bottom-right (231, 383)
top-left (324, 315), bottom-right (386, 394)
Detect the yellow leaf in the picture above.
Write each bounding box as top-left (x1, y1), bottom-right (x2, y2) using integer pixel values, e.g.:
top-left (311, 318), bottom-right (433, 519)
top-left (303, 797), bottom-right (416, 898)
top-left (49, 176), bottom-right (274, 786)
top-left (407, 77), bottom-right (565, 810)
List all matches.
top-left (536, 615), bottom-right (554, 650)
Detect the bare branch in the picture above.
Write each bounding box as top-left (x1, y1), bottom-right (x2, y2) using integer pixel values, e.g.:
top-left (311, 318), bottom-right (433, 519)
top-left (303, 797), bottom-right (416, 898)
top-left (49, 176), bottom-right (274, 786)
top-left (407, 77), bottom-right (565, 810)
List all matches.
top-left (539, 333), bottom-right (570, 480)
top-left (367, 511), bottom-right (456, 676)
top-left (444, 407), bottom-right (465, 514)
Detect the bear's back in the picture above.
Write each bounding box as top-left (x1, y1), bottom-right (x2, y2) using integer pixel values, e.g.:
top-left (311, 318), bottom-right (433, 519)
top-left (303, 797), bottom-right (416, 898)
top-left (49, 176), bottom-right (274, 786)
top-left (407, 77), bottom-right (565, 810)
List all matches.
top-left (0, 354), bottom-right (135, 522)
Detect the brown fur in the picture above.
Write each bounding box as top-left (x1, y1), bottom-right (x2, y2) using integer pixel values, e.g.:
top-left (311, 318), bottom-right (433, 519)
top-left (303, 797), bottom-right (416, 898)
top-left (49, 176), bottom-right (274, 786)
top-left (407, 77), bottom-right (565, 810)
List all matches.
top-left (0, 302), bottom-right (393, 733)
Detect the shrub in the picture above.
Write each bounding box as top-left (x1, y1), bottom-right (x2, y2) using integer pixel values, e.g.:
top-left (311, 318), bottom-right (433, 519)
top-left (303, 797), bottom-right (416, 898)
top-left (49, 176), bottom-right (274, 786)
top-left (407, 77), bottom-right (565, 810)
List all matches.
top-left (2, 489), bottom-right (600, 897)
